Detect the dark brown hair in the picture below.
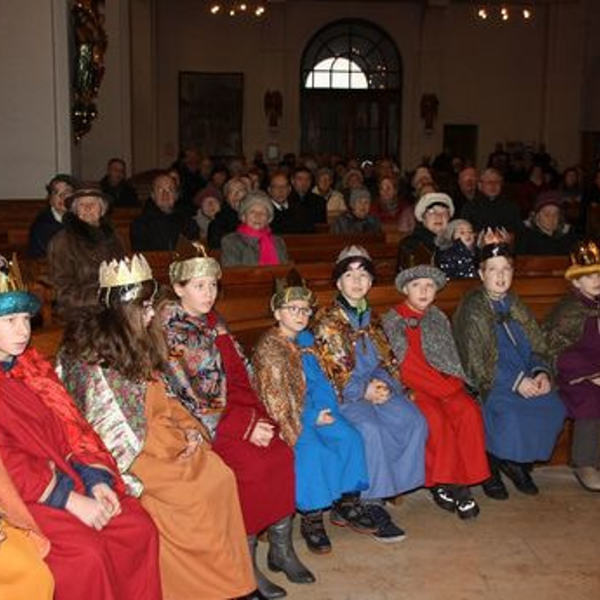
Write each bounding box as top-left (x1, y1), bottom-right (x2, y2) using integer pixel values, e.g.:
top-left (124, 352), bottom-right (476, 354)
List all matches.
top-left (61, 280), bottom-right (167, 382)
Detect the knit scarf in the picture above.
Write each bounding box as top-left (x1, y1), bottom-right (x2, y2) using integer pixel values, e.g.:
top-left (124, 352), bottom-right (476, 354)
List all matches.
top-left (237, 223), bottom-right (279, 265)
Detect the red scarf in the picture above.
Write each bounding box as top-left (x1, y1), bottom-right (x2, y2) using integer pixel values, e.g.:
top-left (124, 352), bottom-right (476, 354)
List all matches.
top-left (3, 348), bottom-right (125, 493)
top-left (237, 223), bottom-right (280, 265)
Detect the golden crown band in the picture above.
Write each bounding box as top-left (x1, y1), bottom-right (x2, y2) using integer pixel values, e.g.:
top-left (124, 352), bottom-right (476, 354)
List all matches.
top-left (0, 253), bottom-right (27, 294)
top-left (169, 257), bottom-right (222, 285)
top-left (98, 254), bottom-right (154, 289)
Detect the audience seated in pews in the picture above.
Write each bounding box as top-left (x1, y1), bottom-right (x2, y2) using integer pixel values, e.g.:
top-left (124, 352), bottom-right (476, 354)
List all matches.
top-left (289, 166), bottom-right (327, 227)
top-left (544, 240), bottom-right (600, 492)
top-left (48, 187), bottom-right (125, 321)
top-left (99, 158), bottom-right (138, 208)
top-left (453, 241), bottom-right (566, 500)
top-left (331, 187), bottom-right (382, 235)
top-left (453, 167), bottom-right (482, 216)
top-left (28, 174), bottom-right (77, 259)
top-left (130, 172), bottom-right (199, 252)
top-left (268, 170), bottom-right (316, 235)
top-left (221, 191), bottom-right (288, 267)
top-left (312, 167), bottom-right (346, 220)
top-left (253, 274), bottom-right (372, 555)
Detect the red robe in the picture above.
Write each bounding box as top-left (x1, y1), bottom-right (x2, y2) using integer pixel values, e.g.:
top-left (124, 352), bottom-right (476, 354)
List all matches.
top-left (212, 332), bottom-right (295, 534)
top-left (396, 303), bottom-right (490, 487)
top-left (0, 350), bottom-right (161, 600)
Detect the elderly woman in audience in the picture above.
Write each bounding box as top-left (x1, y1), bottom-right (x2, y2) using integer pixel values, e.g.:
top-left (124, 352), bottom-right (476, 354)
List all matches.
top-left (516, 191), bottom-right (577, 256)
top-left (58, 255), bottom-right (257, 600)
top-left (397, 192), bottom-right (454, 268)
top-left (28, 173), bottom-right (78, 258)
top-left (372, 175), bottom-right (415, 233)
top-left (313, 167), bottom-right (346, 220)
top-left (544, 241), bottom-right (600, 492)
top-left (207, 176), bottom-right (249, 249)
top-left (453, 241), bottom-right (566, 500)
top-left (0, 254), bottom-right (161, 600)
top-left (47, 187), bottom-right (124, 321)
top-left (160, 250), bottom-right (313, 598)
top-left (434, 218), bottom-right (478, 279)
top-left (331, 188), bottom-right (382, 235)
top-left (221, 191), bottom-right (288, 267)
top-left (192, 184), bottom-right (222, 241)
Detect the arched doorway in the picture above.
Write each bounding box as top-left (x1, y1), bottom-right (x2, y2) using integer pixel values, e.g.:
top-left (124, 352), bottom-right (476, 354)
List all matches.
top-left (300, 19), bottom-right (402, 160)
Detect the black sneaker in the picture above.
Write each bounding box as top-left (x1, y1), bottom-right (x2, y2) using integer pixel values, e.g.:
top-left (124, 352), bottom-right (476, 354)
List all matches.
top-left (430, 486), bottom-right (456, 512)
top-left (482, 474), bottom-right (509, 500)
top-left (300, 513), bottom-right (332, 554)
top-left (330, 498), bottom-right (377, 533)
top-left (365, 504), bottom-right (406, 544)
top-left (499, 461), bottom-right (539, 496)
top-left (456, 498), bottom-right (480, 520)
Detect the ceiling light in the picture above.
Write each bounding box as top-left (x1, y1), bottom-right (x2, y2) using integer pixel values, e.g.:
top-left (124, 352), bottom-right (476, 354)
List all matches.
top-left (210, 4), bottom-right (220, 14)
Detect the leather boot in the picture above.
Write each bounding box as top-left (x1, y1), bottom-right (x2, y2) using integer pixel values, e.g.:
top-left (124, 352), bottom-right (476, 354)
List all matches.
top-left (267, 516), bottom-right (316, 584)
top-left (247, 535), bottom-right (286, 599)
top-left (482, 453), bottom-right (509, 500)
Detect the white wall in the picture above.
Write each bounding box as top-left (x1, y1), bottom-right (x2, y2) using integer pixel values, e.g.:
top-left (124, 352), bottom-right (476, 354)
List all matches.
top-left (0, 0), bottom-right (72, 199)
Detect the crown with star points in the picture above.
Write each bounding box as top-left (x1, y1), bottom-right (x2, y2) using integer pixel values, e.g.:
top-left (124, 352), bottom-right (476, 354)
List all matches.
top-left (98, 254), bottom-right (153, 289)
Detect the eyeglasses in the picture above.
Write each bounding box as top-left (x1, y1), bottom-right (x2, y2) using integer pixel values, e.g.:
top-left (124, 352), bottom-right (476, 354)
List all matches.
top-left (280, 305), bottom-right (313, 317)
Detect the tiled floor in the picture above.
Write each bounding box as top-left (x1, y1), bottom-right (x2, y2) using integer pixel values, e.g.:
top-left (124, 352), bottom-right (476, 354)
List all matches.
top-left (255, 467), bottom-right (600, 600)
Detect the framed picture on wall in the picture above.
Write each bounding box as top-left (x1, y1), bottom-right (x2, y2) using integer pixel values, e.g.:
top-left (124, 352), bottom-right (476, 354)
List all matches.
top-left (179, 72), bottom-right (243, 158)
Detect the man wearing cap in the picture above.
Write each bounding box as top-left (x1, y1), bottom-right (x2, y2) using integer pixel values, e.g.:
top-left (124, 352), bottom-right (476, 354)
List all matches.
top-left (331, 188), bottom-right (382, 235)
top-left (47, 187), bottom-right (125, 320)
top-left (544, 240), bottom-right (600, 491)
top-left (397, 192), bottom-right (454, 269)
top-left (453, 242), bottom-right (566, 499)
top-left (27, 174), bottom-right (78, 258)
top-left (382, 265), bottom-right (489, 519)
top-left (312, 246), bottom-right (428, 543)
top-left (516, 190), bottom-right (578, 255)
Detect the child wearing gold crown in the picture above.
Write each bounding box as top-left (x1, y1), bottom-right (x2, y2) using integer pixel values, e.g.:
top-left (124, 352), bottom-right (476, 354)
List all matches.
top-left (160, 249), bottom-right (312, 599)
top-left (544, 240), bottom-right (600, 491)
top-left (453, 242), bottom-right (566, 499)
top-left (252, 274), bottom-right (372, 555)
top-left (57, 254), bottom-right (257, 600)
top-left (0, 254), bottom-right (161, 600)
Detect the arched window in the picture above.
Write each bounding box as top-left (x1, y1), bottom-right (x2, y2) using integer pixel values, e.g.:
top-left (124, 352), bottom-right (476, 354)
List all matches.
top-left (300, 19), bottom-right (402, 159)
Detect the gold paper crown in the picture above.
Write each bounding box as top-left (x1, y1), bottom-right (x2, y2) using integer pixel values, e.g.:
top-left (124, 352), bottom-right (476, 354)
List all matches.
top-left (169, 242), bottom-right (221, 285)
top-left (565, 240), bottom-right (600, 280)
top-left (98, 254), bottom-right (153, 289)
top-left (0, 253), bottom-right (27, 294)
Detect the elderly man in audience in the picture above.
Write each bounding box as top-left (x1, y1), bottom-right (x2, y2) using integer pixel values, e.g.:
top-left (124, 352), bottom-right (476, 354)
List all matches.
top-left (221, 191), bottom-right (288, 267)
top-left (461, 168), bottom-right (522, 234)
top-left (290, 166), bottom-right (327, 226)
top-left (268, 171), bottom-right (315, 234)
top-left (207, 176), bottom-right (249, 249)
top-left (331, 188), bottom-right (382, 235)
top-left (48, 187), bottom-right (124, 321)
top-left (130, 172), bottom-right (199, 252)
top-left (313, 167), bottom-right (346, 220)
top-left (99, 158), bottom-right (138, 208)
top-left (397, 192), bottom-right (454, 268)
top-left (516, 191), bottom-right (578, 255)
top-left (28, 174), bottom-right (77, 258)
top-left (453, 167), bottom-right (480, 215)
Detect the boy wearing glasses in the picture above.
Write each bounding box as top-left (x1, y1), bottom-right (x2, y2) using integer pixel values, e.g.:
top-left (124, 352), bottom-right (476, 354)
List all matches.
top-left (312, 246), bottom-right (428, 543)
top-left (253, 273), bottom-right (372, 555)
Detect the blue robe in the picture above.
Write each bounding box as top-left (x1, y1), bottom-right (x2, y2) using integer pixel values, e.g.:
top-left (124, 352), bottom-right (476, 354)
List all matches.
top-left (485, 298), bottom-right (566, 462)
top-left (294, 331), bottom-right (369, 511)
top-left (335, 308), bottom-right (427, 499)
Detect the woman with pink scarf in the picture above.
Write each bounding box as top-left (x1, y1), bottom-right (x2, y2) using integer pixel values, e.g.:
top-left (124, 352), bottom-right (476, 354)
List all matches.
top-left (221, 190), bottom-right (289, 266)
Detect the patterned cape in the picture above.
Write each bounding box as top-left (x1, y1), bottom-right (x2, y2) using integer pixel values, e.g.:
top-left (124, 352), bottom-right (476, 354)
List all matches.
top-left (252, 327), bottom-right (306, 446)
top-left (382, 304), bottom-right (469, 383)
top-left (452, 286), bottom-right (550, 402)
top-left (312, 301), bottom-right (397, 397)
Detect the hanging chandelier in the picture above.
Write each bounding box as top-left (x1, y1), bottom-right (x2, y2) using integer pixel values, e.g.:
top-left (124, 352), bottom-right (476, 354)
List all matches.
top-left (207, 1), bottom-right (267, 18)
top-left (475, 4), bottom-right (534, 22)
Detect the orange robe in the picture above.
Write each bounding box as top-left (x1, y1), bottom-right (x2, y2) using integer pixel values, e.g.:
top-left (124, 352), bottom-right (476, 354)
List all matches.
top-left (131, 381), bottom-right (255, 600)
